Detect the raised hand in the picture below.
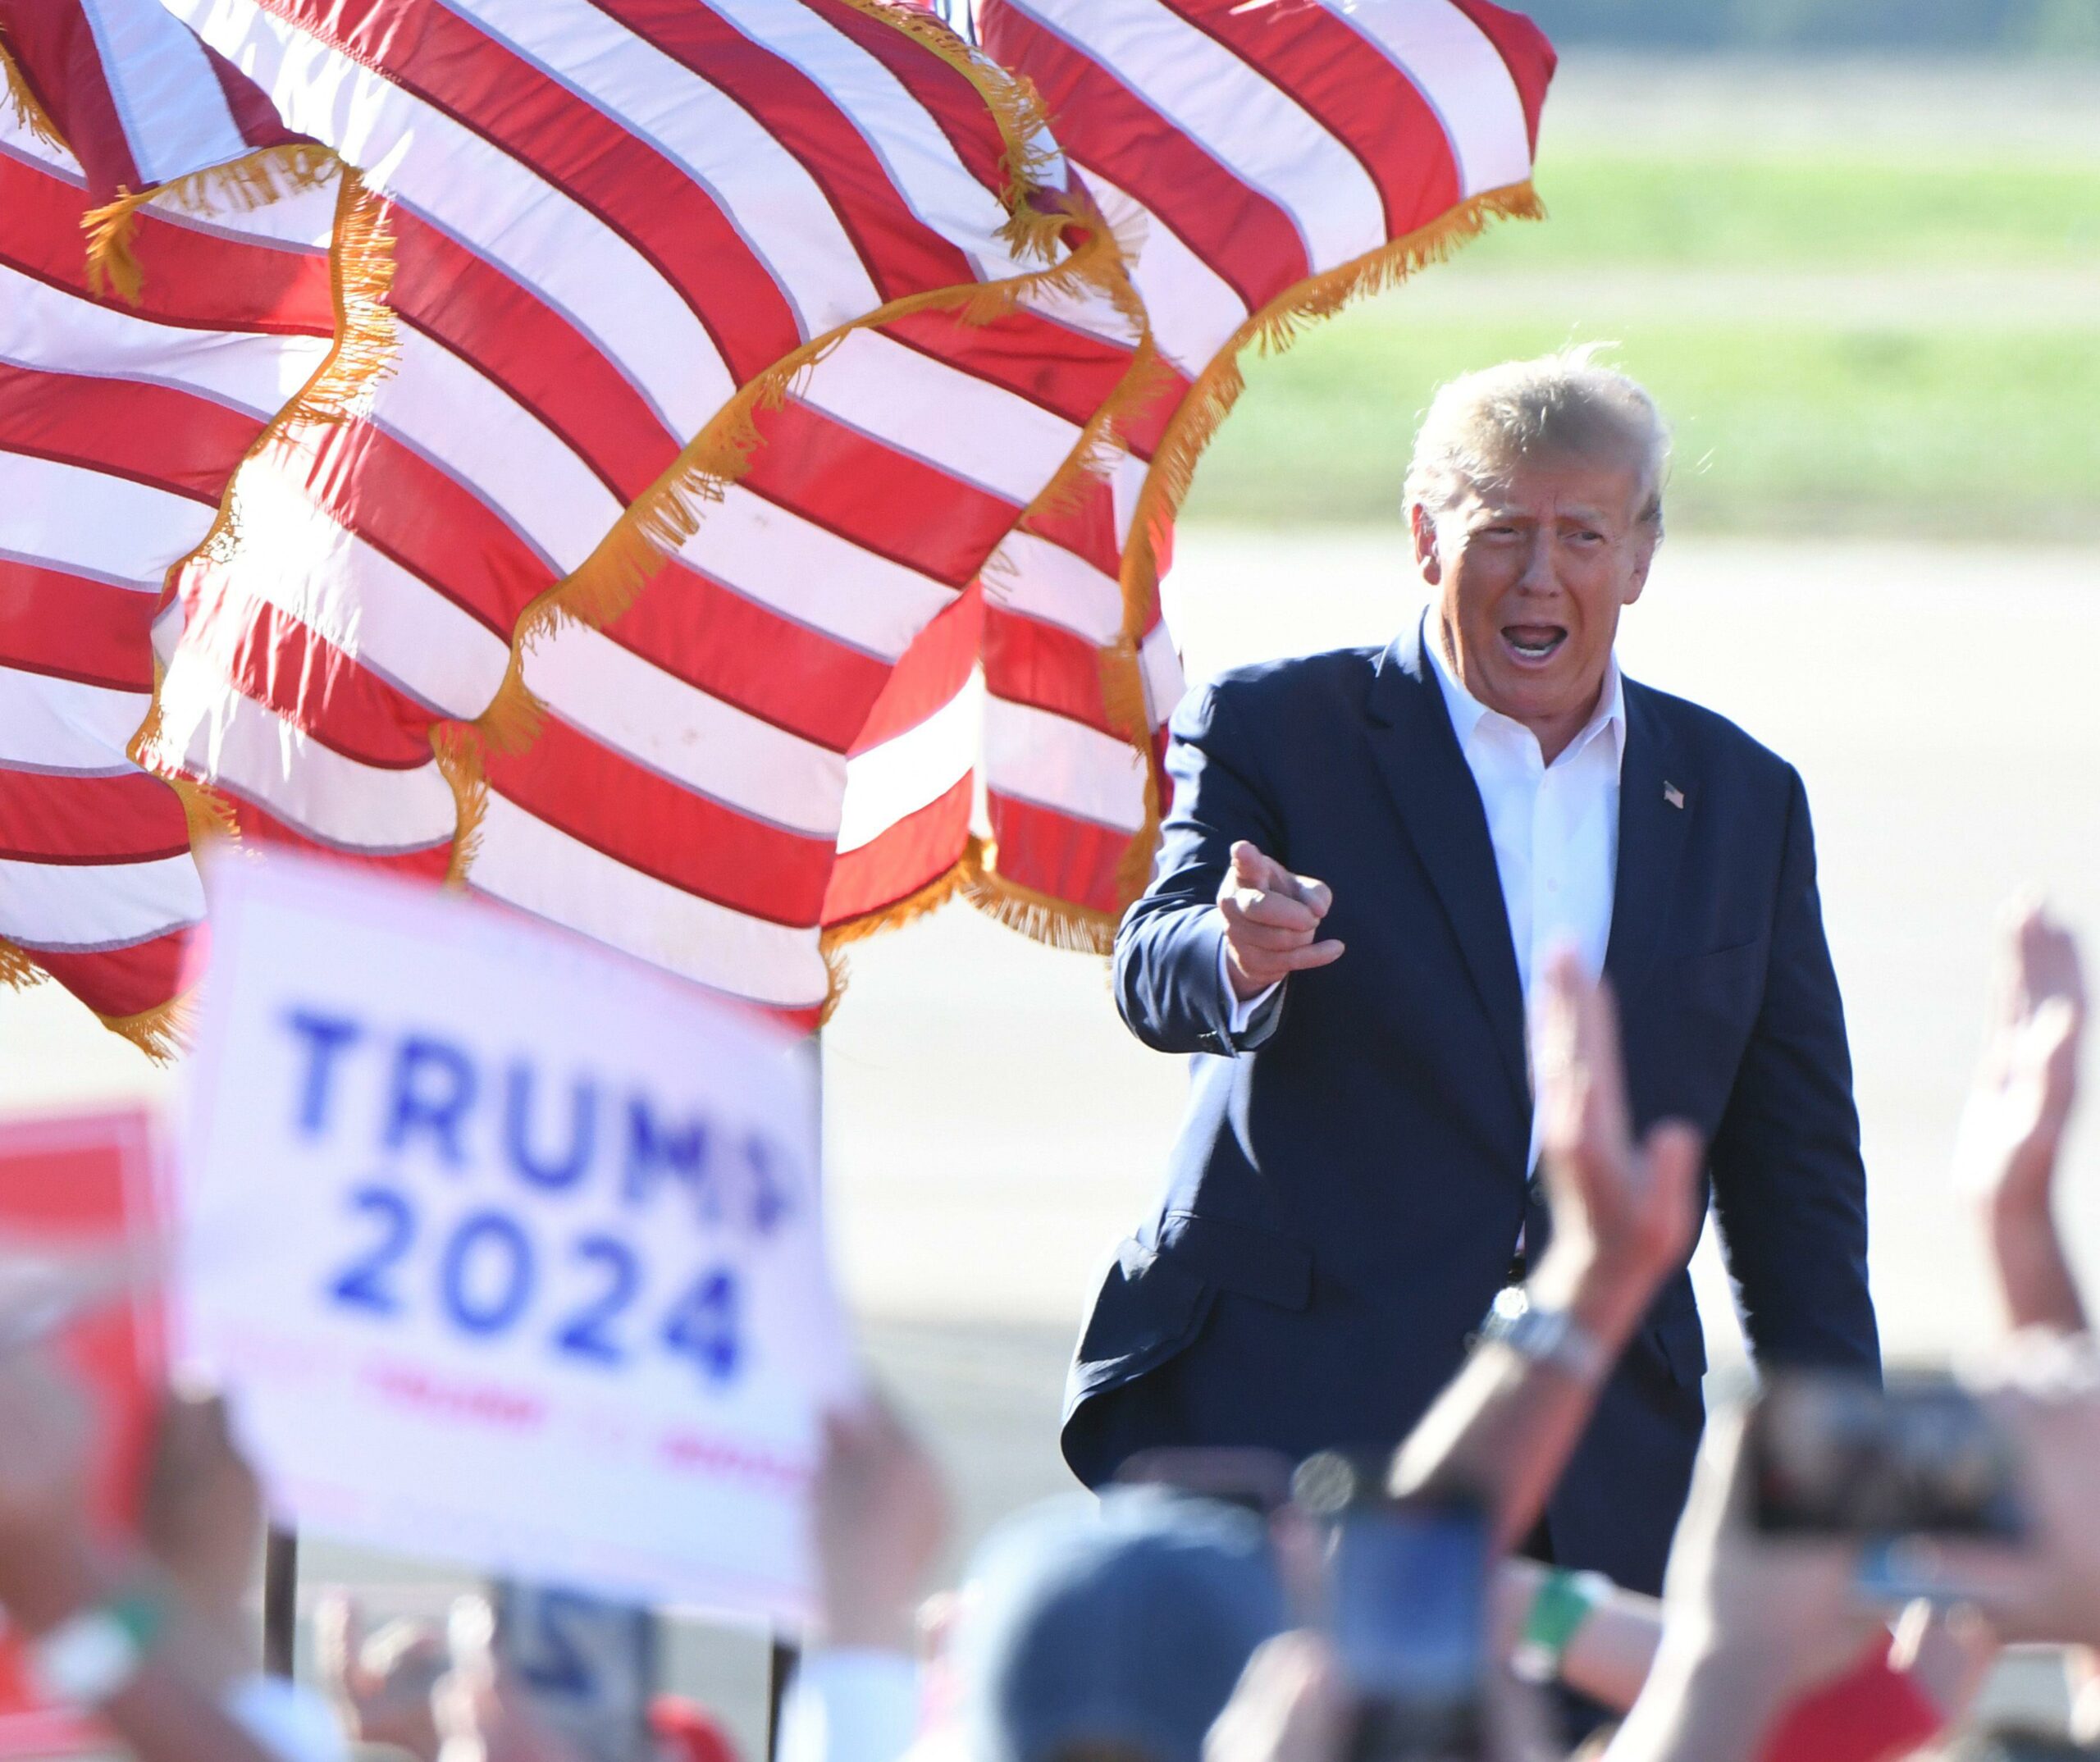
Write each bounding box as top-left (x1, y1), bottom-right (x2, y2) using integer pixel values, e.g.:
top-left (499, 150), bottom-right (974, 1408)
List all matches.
top-left (811, 1390), bottom-right (949, 1653)
top-left (1532, 946), bottom-right (1703, 1302)
top-left (1217, 842), bottom-right (1342, 1002)
top-left (1955, 900), bottom-right (2087, 1332)
top-left (317, 1592), bottom-right (450, 1762)
top-left (1388, 952), bottom-right (1704, 1547)
top-left (1956, 901), bottom-right (2084, 1209)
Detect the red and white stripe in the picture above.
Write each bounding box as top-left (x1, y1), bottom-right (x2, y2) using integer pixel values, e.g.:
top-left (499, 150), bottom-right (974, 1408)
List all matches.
top-left (0, 70), bottom-right (338, 1038)
top-left (971, 0), bottom-right (1554, 924)
top-left (0, 0), bottom-right (306, 199)
top-left (145, 0), bottom-right (1151, 1028)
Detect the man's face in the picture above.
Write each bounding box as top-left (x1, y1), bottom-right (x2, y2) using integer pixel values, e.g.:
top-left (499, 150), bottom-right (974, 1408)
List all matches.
top-left (1411, 452), bottom-right (1655, 748)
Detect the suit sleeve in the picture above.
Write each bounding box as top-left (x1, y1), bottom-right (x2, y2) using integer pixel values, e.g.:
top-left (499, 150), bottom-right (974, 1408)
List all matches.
top-left (1707, 766), bottom-right (1881, 1374)
top-left (1112, 679), bottom-right (1289, 1057)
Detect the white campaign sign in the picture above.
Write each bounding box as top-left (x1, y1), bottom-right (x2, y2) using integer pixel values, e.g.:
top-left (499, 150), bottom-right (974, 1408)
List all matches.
top-left (176, 851), bottom-right (857, 1623)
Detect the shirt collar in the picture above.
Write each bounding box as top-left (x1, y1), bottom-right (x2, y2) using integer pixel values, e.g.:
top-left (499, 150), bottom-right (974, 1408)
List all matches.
top-left (1418, 606), bottom-right (1627, 773)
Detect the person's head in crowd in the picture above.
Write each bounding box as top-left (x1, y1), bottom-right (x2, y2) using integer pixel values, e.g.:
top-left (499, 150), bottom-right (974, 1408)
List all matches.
top-left (955, 1488), bottom-right (1291, 1762)
top-left (1406, 345), bottom-right (1668, 760)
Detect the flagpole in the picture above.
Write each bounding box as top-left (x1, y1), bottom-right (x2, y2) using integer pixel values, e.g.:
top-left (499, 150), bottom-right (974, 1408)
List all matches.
top-left (765, 1016), bottom-right (820, 1757)
top-left (766, 1637), bottom-right (798, 1757)
top-left (262, 1526), bottom-right (299, 1678)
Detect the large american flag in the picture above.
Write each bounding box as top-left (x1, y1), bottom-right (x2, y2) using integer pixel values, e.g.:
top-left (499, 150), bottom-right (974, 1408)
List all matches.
top-left (0, 0), bottom-right (352, 1052)
top-left (0, 0), bottom-right (1552, 1052)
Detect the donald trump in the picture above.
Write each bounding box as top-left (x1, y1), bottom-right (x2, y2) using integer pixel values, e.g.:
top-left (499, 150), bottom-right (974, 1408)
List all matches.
top-left (1066, 347), bottom-right (1879, 1591)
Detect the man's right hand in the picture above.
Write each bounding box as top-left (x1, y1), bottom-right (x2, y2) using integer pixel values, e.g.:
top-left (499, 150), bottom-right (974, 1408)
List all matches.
top-left (1217, 842), bottom-right (1342, 1002)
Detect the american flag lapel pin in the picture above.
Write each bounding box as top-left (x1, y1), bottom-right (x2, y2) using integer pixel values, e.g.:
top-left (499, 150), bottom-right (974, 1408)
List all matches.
top-left (1664, 782), bottom-right (1686, 810)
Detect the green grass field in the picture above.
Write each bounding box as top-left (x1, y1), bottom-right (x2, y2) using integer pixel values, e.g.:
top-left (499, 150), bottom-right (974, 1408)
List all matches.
top-left (1441, 152), bottom-right (2100, 272)
top-left (1181, 148), bottom-right (2100, 539)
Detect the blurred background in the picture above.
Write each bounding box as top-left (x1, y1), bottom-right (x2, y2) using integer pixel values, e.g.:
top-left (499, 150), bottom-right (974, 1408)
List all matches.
top-left (5, 13), bottom-right (2098, 1750)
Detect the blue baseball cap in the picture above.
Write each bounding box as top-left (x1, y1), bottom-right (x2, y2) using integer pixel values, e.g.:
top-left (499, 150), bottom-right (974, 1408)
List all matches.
top-left (956, 1488), bottom-right (1292, 1762)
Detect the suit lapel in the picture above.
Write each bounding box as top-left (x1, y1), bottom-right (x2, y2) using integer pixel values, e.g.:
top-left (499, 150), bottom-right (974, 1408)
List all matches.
top-left (1605, 681), bottom-right (1691, 1006)
top-left (1364, 620), bottom-right (1531, 1121)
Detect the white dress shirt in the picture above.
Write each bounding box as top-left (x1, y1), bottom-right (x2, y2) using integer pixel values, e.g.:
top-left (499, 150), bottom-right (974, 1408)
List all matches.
top-left (1225, 614), bottom-right (1626, 1175)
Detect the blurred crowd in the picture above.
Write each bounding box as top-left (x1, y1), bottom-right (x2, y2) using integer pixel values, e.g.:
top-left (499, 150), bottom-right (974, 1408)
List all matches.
top-left (2, 900), bottom-right (2098, 1762)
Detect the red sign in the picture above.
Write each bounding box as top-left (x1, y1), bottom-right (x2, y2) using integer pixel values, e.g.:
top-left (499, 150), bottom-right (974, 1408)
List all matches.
top-left (0, 1108), bottom-right (164, 1758)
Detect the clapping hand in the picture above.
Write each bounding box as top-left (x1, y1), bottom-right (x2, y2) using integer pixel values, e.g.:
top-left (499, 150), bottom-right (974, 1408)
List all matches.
top-left (1217, 843), bottom-right (1342, 1002)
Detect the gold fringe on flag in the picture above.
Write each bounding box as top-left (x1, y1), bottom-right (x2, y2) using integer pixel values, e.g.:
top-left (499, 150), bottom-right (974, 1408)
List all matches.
top-left (993, 189), bottom-right (1171, 537)
top-left (819, 842), bottom-right (984, 951)
top-left (961, 842), bottom-right (1119, 955)
top-left (0, 658), bottom-right (233, 1062)
top-left (0, 934), bottom-right (194, 1064)
top-left (819, 941), bottom-right (851, 1029)
top-left (98, 992), bottom-right (198, 1064)
top-left (0, 32), bottom-right (66, 154)
top-left (128, 160), bottom-right (396, 609)
top-left (1003, 329), bottom-right (1182, 541)
top-left (968, 181), bottom-right (1549, 952)
top-left (130, 661), bottom-right (244, 851)
top-left (431, 726), bottom-right (491, 890)
top-left (84, 142), bottom-right (342, 304)
top-left (168, 775), bottom-right (241, 851)
top-left (831, 0), bottom-right (1066, 266)
top-left (0, 939), bottom-right (45, 993)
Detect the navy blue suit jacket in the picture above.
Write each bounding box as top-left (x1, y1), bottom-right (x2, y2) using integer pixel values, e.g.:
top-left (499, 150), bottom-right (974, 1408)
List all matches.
top-left (1066, 619), bottom-right (1879, 1591)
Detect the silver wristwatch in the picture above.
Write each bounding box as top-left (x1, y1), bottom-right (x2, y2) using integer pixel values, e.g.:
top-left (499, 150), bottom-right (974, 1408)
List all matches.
top-left (1477, 1287), bottom-right (1609, 1384)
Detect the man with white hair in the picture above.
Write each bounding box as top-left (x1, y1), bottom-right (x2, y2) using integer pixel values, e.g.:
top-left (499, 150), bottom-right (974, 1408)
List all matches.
top-left (1066, 349), bottom-right (1879, 1592)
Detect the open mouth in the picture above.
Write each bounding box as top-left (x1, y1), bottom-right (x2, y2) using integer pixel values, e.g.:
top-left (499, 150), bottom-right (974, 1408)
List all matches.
top-left (1501, 623), bottom-right (1567, 664)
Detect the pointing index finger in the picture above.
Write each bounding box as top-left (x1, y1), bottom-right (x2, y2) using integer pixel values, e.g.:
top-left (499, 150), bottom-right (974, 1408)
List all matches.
top-left (1229, 840), bottom-right (1284, 890)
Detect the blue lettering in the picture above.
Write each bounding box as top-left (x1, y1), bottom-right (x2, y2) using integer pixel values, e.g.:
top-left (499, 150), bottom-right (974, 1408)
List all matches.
top-left (383, 1035), bottom-right (477, 1166)
top-left (283, 1008), bottom-right (363, 1135)
top-left (439, 1210), bottom-right (534, 1335)
top-left (504, 1063), bottom-right (596, 1190)
top-left (662, 1267), bottom-right (739, 1382)
top-left (623, 1097), bottom-right (714, 1217)
top-left (741, 1134), bottom-right (792, 1235)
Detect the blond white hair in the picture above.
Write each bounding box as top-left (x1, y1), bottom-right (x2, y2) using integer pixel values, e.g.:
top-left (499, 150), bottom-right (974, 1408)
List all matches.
top-left (1404, 345), bottom-right (1671, 532)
